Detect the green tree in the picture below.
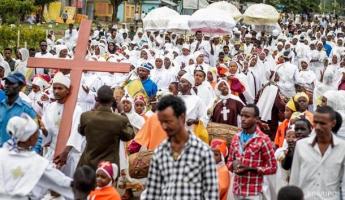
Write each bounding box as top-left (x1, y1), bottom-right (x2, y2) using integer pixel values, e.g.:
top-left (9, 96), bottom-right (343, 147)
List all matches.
top-left (264, 0), bottom-right (320, 13)
top-left (0, 0), bottom-right (35, 24)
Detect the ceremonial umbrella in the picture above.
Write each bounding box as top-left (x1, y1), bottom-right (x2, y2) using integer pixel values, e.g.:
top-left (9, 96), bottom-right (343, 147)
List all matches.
top-left (188, 8), bottom-right (236, 35)
top-left (167, 15), bottom-right (191, 33)
top-left (143, 6), bottom-right (179, 31)
top-left (243, 3), bottom-right (280, 25)
top-left (207, 1), bottom-right (242, 21)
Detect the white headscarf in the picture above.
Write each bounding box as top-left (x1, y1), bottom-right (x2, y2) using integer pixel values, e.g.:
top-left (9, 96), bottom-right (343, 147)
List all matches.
top-left (19, 48), bottom-right (29, 62)
top-left (55, 45), bottom-right (68, 58)
top-left (120, 95), bottom-right (145, 130)
top-left (215, 79), bottom-right (244, 104)
top-left (0, 55), bottom-right (11, 77)
top-left (6, 114), bottom-right (38, 143)
top-left (181, 73), bottom-right (195, 86)
top-left (323, 90), bottom-right (345, 110)
top-left (32, 76), bottom-right (50, 91)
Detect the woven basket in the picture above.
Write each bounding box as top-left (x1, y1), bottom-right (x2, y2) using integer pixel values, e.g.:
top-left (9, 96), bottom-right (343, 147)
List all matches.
top-left (128, 151), bottom-right (154, 179)
top-left (207, 122), bottom-right (240, 146)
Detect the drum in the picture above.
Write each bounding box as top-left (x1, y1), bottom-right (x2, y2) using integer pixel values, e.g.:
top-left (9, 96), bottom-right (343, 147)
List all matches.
top-left (128, 151), bottom-right (154, 179)
top-left (207, 122), bottom-right (240, 146)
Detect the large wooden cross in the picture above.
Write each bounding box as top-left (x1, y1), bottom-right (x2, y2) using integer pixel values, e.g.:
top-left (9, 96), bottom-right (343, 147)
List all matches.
top-left (27, 20), bottom-right (130, 157)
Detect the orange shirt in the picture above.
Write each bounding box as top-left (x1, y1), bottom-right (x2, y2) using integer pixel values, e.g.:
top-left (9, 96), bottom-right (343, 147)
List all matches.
top-left (218, 164), bottom-right (231, 200)
top-left (274, 119), bottom-right (289, 148)
top-left (134, 113), bottom-right (167, 150)
top-left (88, 186), bottom-right (121, 200)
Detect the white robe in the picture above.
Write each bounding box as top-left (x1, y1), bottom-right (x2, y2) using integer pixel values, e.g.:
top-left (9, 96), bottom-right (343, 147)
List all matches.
top-left (34, 52), bottom-right (54, 74)
top-left (27, 91), bottom-right (45, 116)
top-left (275, 62), bottom-right (298, 98)
top-left (309, 50), bottom-right (327, 78)
top-left (0, 147), bottom-right (73, 199)
top-left (193, 81), bottom-right (216, 110)
top-left (41, 102), bottom-right (84, 177)
top-left (179, 94), bottom-right (208, 130)
top-left (151, 68), bottom-right (175, 91)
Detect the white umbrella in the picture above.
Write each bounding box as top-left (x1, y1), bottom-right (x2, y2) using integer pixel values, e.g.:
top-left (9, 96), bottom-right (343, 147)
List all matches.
top-left (207, 1), bottom-right (242, 21)
top-left (143, 6), bottom-right (179, 31)
top-left (188, 8), bottom-right (236, 35)
top-left (167, 15), bottom-right (191, 33)
top-left (243, 3), bottom-right (280, 25)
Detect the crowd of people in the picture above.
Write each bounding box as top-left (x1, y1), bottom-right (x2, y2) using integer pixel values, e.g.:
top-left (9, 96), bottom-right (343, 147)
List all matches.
top-left (0, 12), bottom-right (345, 200)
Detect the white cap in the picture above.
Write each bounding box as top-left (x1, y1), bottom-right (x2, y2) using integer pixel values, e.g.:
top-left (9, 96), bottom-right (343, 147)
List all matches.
top-left (32, 77), bottom-right (50, 91)
top-left (53, 72), bottom-right (71, 88)
top-left (181, 73), bottom-right (195, 86)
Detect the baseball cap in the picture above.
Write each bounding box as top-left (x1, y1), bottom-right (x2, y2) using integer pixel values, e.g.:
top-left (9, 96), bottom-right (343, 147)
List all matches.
top-left (3, 72), bottom-right (26, 85)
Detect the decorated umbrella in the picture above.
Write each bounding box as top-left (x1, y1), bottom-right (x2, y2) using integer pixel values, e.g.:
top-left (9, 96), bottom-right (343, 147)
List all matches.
top-left (243, 3), bottom-right (280, 25)
top-left (167, 15), bottom-right (191, 33)
top-left (143, 6), bottom-right (179, 31)
top-left (188, 8), bottom-right (236, 35)
top-left (207, 1), bottom-right (242, 21)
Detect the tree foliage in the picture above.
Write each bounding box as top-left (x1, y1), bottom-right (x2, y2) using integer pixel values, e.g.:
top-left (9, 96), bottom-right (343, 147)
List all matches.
top-left (0, 0), bottom-right (36, 24)
top-left (109, 0), bottom-right (124, 23)
top-left (0, 25), bottom-right (46, 50)
top-left (34, 0), bottom-right (55, 6)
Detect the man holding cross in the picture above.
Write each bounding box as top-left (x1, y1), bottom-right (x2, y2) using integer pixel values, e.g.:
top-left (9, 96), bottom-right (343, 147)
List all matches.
top-left (27, 20), bottom-right (131, 176)
top-left (40, 72), bottom-right (84, 177)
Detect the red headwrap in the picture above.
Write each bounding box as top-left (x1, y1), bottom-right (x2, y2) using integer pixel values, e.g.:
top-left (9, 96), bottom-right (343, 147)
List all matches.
top-left (211, 139), bottom-right (228, 158)
top-left (97, 161), bottom-right (118, 181)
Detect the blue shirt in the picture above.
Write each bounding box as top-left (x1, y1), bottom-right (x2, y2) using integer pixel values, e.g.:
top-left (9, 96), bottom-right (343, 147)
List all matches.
top-left (142, 78), bottom-right (158, 97)
top-left (0, 96), bottom-right (36, 146)
top-left (0, 90), bottom-right (5, 102)
top-left (324, 42), bottom-right (332, 57)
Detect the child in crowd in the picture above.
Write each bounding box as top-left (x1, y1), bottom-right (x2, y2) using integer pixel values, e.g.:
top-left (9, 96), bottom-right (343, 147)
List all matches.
top-left (88, 161), bottom-right (121, 200)
top-left (211, 139), bottom-right (231, 200)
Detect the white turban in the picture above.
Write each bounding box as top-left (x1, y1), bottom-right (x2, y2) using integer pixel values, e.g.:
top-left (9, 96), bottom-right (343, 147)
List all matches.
top-left (55, 45), bottom-right (68, 57)
top-left (53, 72), bottom-right (71, 88)
top-left (7, 114), bottom-right (38, 142)
top-left (181, 73), bottom-right (195, 86)
top-left (193, 51), bottom-right (204, 60)
top-left (32, 77), bottom-right (50, 91)
top-left (182, 43), bottom-right (190, 50)
top-left (299, 57), bottom-right (310, 66)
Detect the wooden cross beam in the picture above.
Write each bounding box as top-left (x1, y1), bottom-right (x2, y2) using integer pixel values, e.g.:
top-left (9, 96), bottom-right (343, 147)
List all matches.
top-left (27, 20), bottom-right (131, 157)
